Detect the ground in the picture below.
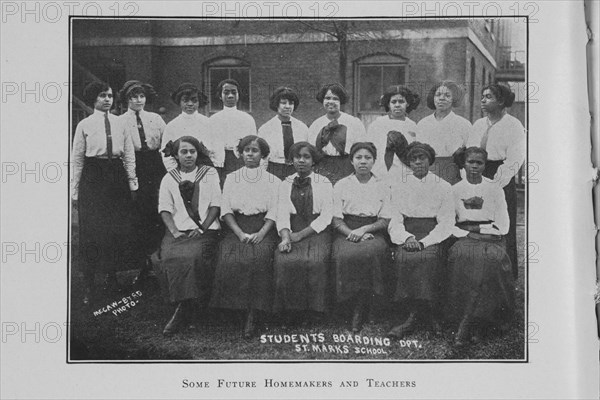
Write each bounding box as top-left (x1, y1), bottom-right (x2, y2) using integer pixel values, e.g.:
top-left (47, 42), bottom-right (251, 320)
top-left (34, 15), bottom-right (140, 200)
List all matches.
top-left (69, 191), bottom-right (526, 361)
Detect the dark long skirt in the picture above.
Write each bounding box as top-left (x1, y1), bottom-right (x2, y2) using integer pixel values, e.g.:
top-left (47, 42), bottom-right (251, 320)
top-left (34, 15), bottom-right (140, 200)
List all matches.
top-left (332, 215), bottom-right (388, 303)
top-left (393, 217), bottom-right (444, 302)
top-left (429, 156), bottom-right (460, 185)
top-left (446, 235), bottom-right (514, 324)
top-left (78, 157), bottom-right (137, 278)
top-left (273, 214), bottom-right (332, 312)
top-left (314, 155), bottom-right (354, 185)
top-left (133, 150), bottom-right (166, 256)
top-left (267, 161), bottom-right (296, 181)
top-left (210, 213), bottom-right (277, 311)
top-left (484, 160), bottom-right (518, 278)
top-left (151, 230), bottom-right (219, 304)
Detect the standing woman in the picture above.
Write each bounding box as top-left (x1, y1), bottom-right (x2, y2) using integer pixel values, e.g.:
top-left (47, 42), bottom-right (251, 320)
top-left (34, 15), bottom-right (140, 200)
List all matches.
top-left (208, 79), bottom-right (257, 179)
top-left (387, 142), bottom-right (454, 338)
top-left (366, 85), bottom-right (420, 180)
top-left (117, 80), bottom-right (166, 284)
top-left (72, 81), bottom-right (138, 304)
top-left (210, 136), bottom-right (280, 338)
top-left (331, 142), bottom-right (392, 333)
top-left (416, 81), bottom-right (472, 184)
top-left (447, 147), bottom-right (513, 346)
top-left (258, 86), bottom-right (309, 180)
top-left (466, 84), bottom-right (525, 278)
top-left (274, 142), bottom-right (334, 319)
top-left (152, 136), bottom-right (221, 336)
top-left (161, 83), bottom-right (221, 172)
top-left (307, 83), bottom-right (366, 184)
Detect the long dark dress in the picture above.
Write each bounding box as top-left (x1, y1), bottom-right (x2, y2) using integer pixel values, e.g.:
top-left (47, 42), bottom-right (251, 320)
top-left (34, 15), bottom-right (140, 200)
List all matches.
top-left (210, 213), bottom-right (278, 311)
top-left (332, 215), bottom-right (388, 302)
top-left (273, 214), bottom-right (332, 312)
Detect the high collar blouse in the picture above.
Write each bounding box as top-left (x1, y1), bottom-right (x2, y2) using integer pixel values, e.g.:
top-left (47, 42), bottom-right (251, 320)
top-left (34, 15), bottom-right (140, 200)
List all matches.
top-left (220, 166), bottom-right (280, 221)
top-left (157, 166), bottom-right (222, 231)
top-left (257, 115), bottom-right (309, 164)
top-left (71, 109), bottom-right (138, 199)
top-left (366, 115), bottom-right (417, 180)
top-left (277, 172), bottom-right (333, 234)
top-left (333, 174), bottom-right (393, 219)
top-left (416, 111), bottom-right (472, 157)
top-left (161, 111), bottom-right (222, 170)
top-left (451, 177), bottom-right (509, 237)
top-left (307, 112), bottom-right (367, 156)
top-left (208, 106), bottom-right (257, 152)
top-left (466, 113), bottom-right (526, 188)
top-left (388, 172), bottom-right (454, 248)
top-left (118, 108), bottom-right (166, 151)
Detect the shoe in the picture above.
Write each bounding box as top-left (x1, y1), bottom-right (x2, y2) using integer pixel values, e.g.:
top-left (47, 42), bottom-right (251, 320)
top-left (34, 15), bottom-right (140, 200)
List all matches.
top-left (351, 304), bottom-right (363, 333)
top-left (454, 316), bottom-right (472, 347)
top-left (244, 310), bottom-right (255, 339)
top-left (387, 312), bottom-right (417, 339)
top-left (82, 288), bottom-right (91, 306)
top-left (163, 303), bottom-right (187, 336)
top-left (102, 273), bottom-right (122, 292)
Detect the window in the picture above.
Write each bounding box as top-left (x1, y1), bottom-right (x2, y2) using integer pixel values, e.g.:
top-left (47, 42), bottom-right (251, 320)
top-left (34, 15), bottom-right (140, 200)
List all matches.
top-left (355, 54), bottom-right (408, 115)
top-left (205, 57), bottom-right (250, 113)
top-left (469, 57), bottom-right (476, 121)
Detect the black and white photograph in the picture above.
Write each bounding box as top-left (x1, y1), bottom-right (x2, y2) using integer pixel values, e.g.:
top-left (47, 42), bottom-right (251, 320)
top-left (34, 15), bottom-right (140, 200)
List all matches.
top-left (2, 1), bottom-right (599, 399)
top-left (68, 15), bottom-right (527, 361)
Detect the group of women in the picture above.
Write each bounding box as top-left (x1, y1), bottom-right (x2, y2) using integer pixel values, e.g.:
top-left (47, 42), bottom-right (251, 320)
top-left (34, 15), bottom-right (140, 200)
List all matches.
top-left (72, 77), bottom-right (525, 347)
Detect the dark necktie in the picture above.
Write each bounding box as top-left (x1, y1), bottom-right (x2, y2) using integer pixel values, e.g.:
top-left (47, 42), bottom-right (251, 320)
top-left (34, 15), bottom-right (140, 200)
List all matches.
top-left (281, 120), bottom-right (294, 161)
top-left (135, 111), bottom-right (149, 151)
top-left (104, 112), bottom-right (113, 160)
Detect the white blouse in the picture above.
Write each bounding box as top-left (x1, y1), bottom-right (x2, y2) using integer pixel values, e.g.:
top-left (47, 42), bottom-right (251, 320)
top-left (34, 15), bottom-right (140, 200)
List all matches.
top-left (307, 112), bottom-right (366, 156)
top-left (388, 172), bottom-right (454, 247)
top-left (118, 109), bottom-right (166, 151)
top-left (220, 166), bottom-right (280, 221)
top-left (161, 111), bottom-right (222, 170)
top-left (71, 109), bottom-right (138, 199)
top-left (333, 174), bottom-right (392, 219)
top-left (208, 106), bottom-right (257, 153)
top-left (366, 115), bottom-right (417, 179)
top-left (466, 113), bottom-right (526, 188)
top-left (277, 172), bottom-right (333, 234)
top-left (257, 115), bottom-right (309, 164)
top-left (416, 111), bottom-right (472, 156)
top-left (451, 177), bottom-right (509, 237)
top-left (157, 166), bottom-right (222, 231)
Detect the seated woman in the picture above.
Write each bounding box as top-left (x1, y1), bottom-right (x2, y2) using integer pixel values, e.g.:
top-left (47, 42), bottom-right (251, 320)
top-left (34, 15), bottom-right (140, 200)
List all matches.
top-left (307, 83), bottom-right (366, 184)
top-left (331, 142), bottom-right (392, 333)
top-left (273, 142), bottom-right (334, 319)
top-left (447, 146), bottom-right (513, 346)
top-left (387, 142), bottom-right (454, 339)
top-left (151, 136), bottom-right (221, 336)
top-left (209, 136), bottom-right (280, 338)
top-left (366, 85), bottom-right (420, 180)
top-left (258, 86), bottom-right (309, 180)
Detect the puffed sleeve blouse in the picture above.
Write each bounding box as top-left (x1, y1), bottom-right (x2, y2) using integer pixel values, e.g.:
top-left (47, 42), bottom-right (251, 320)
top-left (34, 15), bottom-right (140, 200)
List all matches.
top-left (466, 113), bottom-right (526, 188)
top-left (388, 172), bottom-right (454, 248)
top-left (257, 115), bottom-right (309, 164)
top-left (415, 111), bottom-right (472, 156)
top-left (157, 166), bottom-right (222, 231)
top-left (307, 112), bottom-right (366, 156)
top-left (332, 174), bottom-right (392, 219)
top-left (451, 177), bottom-right (509, 237)
top-left (276, 172), bottom-right (333, 234)
top-left (220, 166), bottom-right (280, 221)
top-left (71, 109), bottom-right (138, 199)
